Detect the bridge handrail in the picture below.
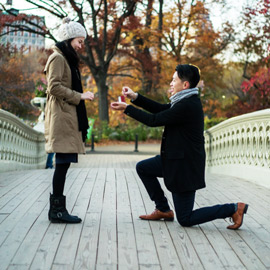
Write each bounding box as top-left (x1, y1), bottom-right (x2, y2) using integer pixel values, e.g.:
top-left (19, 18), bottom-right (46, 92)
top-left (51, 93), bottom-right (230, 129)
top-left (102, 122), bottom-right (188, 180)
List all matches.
top-left (1, 108), bottom-right (269, 186)
top-left (0, 109), bottom-right (46, 172)
top-left (204, 109), bottom-right (270, 188)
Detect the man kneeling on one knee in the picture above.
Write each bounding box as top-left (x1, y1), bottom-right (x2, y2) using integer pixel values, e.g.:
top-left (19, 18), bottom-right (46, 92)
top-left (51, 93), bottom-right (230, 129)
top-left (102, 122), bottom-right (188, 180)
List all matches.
top-left (111, 64), bottom-right (248, 230)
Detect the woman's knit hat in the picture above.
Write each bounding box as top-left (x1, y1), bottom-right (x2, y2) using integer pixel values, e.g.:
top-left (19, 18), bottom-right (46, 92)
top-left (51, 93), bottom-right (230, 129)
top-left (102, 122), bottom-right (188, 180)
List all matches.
top-left (58, 17), bottom-right (87, 41)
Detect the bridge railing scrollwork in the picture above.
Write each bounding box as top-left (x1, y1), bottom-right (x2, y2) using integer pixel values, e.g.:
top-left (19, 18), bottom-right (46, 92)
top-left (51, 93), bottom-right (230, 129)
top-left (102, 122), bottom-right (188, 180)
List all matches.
top-left (204, 109), bottom-right (270, 188)
top-left (1, 108), bottom-right (269, 184)
top-left (0, 109), bottom-right (46, 172)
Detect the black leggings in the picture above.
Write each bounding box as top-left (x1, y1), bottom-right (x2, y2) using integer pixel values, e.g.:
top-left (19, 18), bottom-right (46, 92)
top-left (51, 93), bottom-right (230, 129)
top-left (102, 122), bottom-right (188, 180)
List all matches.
top-left (52, 163), bottom-right (70, 196)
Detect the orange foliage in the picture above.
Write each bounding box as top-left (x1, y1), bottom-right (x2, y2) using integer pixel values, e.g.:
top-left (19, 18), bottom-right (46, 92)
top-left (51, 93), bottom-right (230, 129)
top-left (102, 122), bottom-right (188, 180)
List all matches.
top-left (0, 0), bottom-right (242, 122)
top-left (0, 46), bottom-right (48, 119)
top-left (202, 99), bottom-right (226, 118)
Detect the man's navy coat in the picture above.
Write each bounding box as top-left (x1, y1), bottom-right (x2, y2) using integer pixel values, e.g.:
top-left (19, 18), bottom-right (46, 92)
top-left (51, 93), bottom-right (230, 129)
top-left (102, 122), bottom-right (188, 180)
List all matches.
top-left (124, 93), bottom-right (206, 193)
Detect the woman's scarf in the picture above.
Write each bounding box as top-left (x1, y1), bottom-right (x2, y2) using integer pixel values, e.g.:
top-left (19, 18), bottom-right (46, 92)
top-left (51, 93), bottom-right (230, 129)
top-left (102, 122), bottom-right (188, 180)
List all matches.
top-left (56, 41), bottom-right (89, 142)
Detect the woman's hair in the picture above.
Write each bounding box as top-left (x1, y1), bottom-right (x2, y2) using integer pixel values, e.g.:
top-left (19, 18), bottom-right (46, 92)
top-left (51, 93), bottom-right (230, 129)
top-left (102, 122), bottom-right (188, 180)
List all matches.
top-left (55, 38), bottom-right (80, 67)
top-left (175, 64), bottom-right (200, 88)
top-left (65, 39), bottom-right (80, 65)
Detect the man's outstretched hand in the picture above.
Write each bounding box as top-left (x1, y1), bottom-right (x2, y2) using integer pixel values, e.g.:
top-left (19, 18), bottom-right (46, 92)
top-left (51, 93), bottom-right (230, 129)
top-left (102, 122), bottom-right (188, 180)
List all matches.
top-left (122, 86), bottom-right (137, 100)
top-left (110, 102), bottom-right (127, 111)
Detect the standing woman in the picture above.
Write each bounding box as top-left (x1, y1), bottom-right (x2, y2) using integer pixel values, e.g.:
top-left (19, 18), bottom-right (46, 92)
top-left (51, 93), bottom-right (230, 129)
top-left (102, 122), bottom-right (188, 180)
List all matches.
top-left (44, 18), bottom-right (94, 223)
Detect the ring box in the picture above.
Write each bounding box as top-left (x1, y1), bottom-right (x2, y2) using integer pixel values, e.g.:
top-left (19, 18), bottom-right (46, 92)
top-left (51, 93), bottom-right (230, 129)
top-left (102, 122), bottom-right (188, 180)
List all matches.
top-left (118, 96), bottom-right (125, 102)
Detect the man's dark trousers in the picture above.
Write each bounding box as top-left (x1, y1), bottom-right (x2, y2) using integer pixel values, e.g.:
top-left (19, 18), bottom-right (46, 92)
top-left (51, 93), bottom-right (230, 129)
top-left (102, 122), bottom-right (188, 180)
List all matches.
top-left (136, 155), bottom-right (236, 226)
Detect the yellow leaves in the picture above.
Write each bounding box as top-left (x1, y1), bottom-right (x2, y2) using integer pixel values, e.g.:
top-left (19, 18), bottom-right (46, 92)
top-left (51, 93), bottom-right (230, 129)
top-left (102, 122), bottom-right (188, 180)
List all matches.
top-left (122, 32), bottom-right (135, 45)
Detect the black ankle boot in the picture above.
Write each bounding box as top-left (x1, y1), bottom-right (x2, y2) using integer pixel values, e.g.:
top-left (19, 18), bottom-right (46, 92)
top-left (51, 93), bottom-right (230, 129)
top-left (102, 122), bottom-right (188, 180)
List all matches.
top-left (48, 194), bottom-right (82, 223)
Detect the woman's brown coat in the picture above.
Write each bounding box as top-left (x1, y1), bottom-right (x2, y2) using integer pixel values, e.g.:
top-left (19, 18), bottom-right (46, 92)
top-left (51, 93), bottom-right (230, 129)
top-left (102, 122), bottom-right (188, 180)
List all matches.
top-left (44, 47), bottom-right (85, 154)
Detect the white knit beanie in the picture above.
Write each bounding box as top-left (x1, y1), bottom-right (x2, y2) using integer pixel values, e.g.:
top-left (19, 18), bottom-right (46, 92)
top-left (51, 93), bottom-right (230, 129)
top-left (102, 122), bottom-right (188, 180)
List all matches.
top-left (58, 17), bottom-right (87, 41)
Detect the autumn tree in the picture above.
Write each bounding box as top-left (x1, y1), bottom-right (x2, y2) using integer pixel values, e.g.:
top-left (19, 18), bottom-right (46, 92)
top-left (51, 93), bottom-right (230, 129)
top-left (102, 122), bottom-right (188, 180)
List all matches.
top-left (115, 1), bottom-right (232, 99)
top-left (235, 0), bottom-right (270, 79)
top-left (241, 61), bottom-right (270, 110)
top-left (224, 0), bottom-right (270, 117)
top-left (224, 57), bottom-right (270, 117)
top-left (155, 1), bottom-right (234, 118)
top-left (118, 0), bottom-right (160, 93)
top-left (1, 0), bottom-right (245, 122)
top-left (0, 45), bottom-right (47, 119)
top-left (0, 0), bottom-right (138, 123)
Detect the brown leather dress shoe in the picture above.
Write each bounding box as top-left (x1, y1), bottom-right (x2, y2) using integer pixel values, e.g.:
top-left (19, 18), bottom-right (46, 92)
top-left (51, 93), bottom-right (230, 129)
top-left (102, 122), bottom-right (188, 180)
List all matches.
top-left (227, 202), bottom-right (248, 230)
top-left (139, 209), bottom-right (174, 221)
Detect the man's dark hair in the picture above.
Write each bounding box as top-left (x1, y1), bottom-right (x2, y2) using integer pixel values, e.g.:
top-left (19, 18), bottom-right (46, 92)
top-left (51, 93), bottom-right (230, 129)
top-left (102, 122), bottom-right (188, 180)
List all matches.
top-left (175, 64), bottom-right (200, 88)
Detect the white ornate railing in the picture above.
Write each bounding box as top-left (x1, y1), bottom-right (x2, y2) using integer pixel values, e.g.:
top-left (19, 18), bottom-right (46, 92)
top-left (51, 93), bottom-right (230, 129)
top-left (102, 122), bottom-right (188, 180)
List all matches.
top-left (1, 107), bottom-right (269, 185)
top-left (204, 109), bottom-right (270, 188)
top-left (0, 109), bottom-right (46, 172)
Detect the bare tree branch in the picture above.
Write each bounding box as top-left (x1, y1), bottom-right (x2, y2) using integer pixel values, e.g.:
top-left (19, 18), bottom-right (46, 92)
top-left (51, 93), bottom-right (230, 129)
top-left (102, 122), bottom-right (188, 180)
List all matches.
top-left (25, 0), bottom-right (66, 18)
top-left (107, 73), bottom-right (135, 78)
top-left (105, 0), bottom-right (137, 65)
top-left (102, 0), bottom-right (108, 62)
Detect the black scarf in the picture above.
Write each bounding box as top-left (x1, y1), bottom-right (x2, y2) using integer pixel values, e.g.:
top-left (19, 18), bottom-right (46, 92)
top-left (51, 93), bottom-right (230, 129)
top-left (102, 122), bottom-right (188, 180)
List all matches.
top-left (56, 41), bottom-right (89, 142)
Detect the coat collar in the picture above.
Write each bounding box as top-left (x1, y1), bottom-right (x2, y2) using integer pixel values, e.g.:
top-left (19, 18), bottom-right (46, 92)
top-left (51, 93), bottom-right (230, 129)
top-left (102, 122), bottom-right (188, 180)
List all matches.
top-left (52, 45), bottom-right (64, 56)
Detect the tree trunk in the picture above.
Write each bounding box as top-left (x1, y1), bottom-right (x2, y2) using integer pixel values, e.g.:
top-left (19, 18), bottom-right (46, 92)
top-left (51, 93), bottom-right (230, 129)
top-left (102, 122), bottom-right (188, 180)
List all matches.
top-left (141, 49), bottom-right (153, 93)
top-left (97, 75), bottom-right (109, 122)
top-left (137, 0), bottom-right (154, 93)
top-left (157, 0), bottom-right (164, 76)
top-left (141, 72), bottom-right (153, 93)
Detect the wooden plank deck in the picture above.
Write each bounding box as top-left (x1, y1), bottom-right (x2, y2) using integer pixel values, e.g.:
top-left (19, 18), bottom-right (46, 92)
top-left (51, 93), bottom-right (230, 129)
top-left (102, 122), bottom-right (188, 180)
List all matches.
top-left (0, 152), bottom-right (270, 270)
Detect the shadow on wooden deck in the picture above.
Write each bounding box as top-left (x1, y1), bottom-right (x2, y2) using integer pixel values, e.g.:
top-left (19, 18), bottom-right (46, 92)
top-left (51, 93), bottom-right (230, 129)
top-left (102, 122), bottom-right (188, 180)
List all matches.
top-left (0, 153), bottom-right (270, 270)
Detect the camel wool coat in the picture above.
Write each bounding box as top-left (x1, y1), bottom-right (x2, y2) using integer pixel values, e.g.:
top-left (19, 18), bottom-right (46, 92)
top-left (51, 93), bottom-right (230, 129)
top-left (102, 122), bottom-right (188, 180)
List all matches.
top-left (44, 47), bottom-right (85, 154)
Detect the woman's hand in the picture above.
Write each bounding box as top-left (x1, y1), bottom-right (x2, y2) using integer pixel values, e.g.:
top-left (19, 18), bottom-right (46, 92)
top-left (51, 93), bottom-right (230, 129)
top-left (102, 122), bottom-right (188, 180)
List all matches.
top-left (122, 86), bottom-right (138, 100)
top-left (110, 102), bottom-right (128, 111)
top-left (81, 91), bottom-right (94, 101)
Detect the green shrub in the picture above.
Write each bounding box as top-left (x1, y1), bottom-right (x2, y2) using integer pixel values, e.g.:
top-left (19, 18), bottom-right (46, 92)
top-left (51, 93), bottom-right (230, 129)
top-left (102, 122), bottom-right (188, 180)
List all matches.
top-left (90, 122), bottom-right (163, 143)
top-left (204, 117), bottom-right (227, 130)
top-left (87, 117), bottom-right (225, 144)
